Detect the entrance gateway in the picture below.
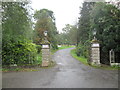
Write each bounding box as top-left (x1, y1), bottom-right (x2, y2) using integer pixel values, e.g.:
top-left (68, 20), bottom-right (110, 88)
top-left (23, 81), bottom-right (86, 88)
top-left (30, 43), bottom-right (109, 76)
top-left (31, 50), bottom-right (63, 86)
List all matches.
top-left (90, 38), bottom-right (101, 66)
top-left (41, 31), bottom-right (51, 67)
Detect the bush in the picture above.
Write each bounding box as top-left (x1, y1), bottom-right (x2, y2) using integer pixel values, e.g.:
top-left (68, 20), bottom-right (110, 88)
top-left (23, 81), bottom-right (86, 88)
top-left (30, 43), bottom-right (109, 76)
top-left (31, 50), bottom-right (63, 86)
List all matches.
top-left (2, 40), bottom-right (37, 66)
top-left (76, 44), bottom-right (89, 58)
top-left (51, 42), bottom-right (58, 50)
top-left (36, 45), bottom-right (42, 54)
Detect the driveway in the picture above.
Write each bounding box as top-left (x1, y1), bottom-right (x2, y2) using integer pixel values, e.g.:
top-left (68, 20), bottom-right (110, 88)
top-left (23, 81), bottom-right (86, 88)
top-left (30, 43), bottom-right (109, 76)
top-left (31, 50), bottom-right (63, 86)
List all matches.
top-left (2, 48), bottom-right (118, 88)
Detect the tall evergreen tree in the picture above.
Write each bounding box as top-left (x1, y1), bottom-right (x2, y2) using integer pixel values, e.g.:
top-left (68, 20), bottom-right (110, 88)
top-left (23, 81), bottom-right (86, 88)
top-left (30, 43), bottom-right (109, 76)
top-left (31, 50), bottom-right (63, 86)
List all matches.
top-left (76, 2), bottom-right (95, 57)
top-left (78, 2), bottom-right (95, 45)
top-left (90, 2), bottom-right (120, 64)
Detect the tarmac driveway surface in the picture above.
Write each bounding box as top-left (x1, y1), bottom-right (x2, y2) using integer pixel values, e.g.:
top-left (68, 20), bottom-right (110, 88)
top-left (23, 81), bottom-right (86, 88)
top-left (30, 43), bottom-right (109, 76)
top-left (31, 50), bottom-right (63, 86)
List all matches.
top-left (2, 48), bottom-right (118, 88)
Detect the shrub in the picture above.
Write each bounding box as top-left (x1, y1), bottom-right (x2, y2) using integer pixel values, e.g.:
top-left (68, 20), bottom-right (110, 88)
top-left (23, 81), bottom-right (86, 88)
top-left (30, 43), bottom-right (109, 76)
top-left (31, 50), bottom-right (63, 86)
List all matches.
top-left (76, 44), bottom-right (89, 58)
top-left (2, 40), bottom-right (37, 66)
top-left (51, 42), bottom-right (58, 50)
top-left (36, 45), bottom-right (42, 54)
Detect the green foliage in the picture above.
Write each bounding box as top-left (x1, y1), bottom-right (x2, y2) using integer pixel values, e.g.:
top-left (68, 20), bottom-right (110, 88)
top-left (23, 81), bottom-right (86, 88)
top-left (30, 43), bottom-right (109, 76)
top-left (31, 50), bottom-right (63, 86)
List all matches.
top-left (34, 9), bottom-right (58, 50)
top-left (58, 45), bottom-right (75, 50)
top-left (76, 2), bottom-right (95, 58)
top-left (111, 65), bottom-right (120, 68)
top-left (2, 67), bottom-right (38, 72)
top-left (71, 49), bottom-right (88, 65)
top-left (71, 49), bottom-right (119, 70)
top-left (34, 9), bottom-right (55, 21)
top-left (58, 24), bottom-right (77, 45)
top-left (77, 2), bottom-right (95, 45)
top-left (2, 40), bottom-right (37, 66)
top-left (51, 42), bottom-right (58, 50)
top-left (36, 53), bottom-right (42, 65)
top-left (2, 2), bottom-right (33, 41)
top-left (2, 2), bottom-right (37, 66)
top-left (77, 2), bottom-right (120, 64)
top-left (90, 2), bottom-right (120, 64)
top-left (76, 44), bottom-right (89, 58)
top-left (36, 45), bottom-right (42, 53)
top-left (51, 45), bottom-right (75, 55)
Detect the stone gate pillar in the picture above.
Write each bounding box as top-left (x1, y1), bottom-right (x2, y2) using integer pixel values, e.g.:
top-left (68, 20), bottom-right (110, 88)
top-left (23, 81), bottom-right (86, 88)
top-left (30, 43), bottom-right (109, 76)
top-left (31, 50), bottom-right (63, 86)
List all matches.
top-left (42, 44), bottom-right (51, 67)
top-left (91, 39), bottom-right (101, 66)
top-left (41, 31), bottom-right (51, 67)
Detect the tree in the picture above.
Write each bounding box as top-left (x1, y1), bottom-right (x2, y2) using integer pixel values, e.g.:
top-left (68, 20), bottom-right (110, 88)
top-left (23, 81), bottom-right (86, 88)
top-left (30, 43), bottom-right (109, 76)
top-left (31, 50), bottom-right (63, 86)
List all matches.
top-left (90, 2), bottom-right (120, 64)
top-left (34, 9), bottom-right (58, 49)
top-left (77, 1), bottom-right (120, 64)
top-left (2, 2), bottom-right (37, 66)
top-left (76, 2), bottom-right (95, 57)
top-left (58, 24), bottom-right (77, 45)
top-left (2, 2), bottom-right (33, 41)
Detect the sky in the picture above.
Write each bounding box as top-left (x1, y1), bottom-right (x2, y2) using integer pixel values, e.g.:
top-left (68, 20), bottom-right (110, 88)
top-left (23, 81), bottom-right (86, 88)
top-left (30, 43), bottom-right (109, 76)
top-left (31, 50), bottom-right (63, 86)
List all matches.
top-left (31, 0), bottom-right (83, 33)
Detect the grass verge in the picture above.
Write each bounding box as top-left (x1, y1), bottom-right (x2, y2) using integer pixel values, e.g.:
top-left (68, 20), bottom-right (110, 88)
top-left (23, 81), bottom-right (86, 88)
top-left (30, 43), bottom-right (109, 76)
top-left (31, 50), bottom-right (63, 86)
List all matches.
top-left (70, 49), bottom-right (88, 65)
top-left (70, 49), bottom-right (119, 70)
top-left (2, 67), bottom-right (38, 72)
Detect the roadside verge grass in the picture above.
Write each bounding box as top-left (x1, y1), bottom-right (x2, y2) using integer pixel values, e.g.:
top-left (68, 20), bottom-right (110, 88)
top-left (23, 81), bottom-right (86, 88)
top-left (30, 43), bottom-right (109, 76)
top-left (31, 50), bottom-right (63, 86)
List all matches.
top-left (70, 49), bottom-right (88, 65)
top-left (2, 68), bottom-right (38, 72)
top-left (70, 49), bottom-right (119, 70)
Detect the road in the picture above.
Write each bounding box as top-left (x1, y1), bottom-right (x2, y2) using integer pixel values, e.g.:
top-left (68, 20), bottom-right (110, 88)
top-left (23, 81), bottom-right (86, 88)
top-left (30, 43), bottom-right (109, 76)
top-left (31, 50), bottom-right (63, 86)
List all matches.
top-left (2, 48), bottom-right (118, 88)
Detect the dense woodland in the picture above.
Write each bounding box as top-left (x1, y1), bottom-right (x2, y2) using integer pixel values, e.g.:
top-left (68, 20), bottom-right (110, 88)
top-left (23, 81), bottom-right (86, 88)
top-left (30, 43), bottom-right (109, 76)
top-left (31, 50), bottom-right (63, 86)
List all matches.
top-left (58, 1), bottom-right (120, 65)
top-left (77, 2), bottom-right (120, 64)
top-left (2, 2), bottom-right (37, 66)
top-left (1, 1), bottom-right (120, 66)
top-left (2, 1), bottom-right (58, 66)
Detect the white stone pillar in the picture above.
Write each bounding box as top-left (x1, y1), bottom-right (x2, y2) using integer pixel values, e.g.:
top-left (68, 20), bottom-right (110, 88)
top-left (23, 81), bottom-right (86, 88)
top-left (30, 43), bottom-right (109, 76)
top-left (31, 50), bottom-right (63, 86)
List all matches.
top-left (41, 44), bottom-right (51, 67)
top-left (91, 42), bottom-right (101, 66)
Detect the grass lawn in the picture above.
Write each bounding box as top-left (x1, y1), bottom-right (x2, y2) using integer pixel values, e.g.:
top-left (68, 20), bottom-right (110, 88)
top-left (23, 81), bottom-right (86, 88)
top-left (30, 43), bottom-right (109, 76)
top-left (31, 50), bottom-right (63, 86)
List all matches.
top-left (70, 49), bottom-right (119, 70)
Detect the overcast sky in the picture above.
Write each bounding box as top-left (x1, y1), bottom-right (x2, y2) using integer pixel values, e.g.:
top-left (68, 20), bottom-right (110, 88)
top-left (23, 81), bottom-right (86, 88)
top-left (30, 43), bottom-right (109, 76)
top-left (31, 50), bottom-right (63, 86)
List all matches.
top-left (31, 0), bottom-right (83, 32)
